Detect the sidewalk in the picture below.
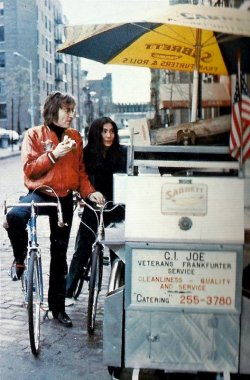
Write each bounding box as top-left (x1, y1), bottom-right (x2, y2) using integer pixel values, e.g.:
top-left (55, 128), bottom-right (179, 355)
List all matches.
top-left (0, 145), bottom-right (21, 160)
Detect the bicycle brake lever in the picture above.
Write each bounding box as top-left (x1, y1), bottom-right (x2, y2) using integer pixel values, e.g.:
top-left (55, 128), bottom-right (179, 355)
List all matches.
top-left (58, 221), bottom-right (68, 227)
top-left (96, 203), bottom-right (104, 208)
top-left (57, 202), bottom-right (68, 227)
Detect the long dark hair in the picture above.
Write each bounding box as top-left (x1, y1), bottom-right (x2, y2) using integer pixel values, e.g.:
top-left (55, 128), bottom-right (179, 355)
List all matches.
top-left (86, 116), bottom-right (120, 153)
top-left (84, 116), bottom-right (122, 174)
top-left (43, 91), bottom-right (76, 125)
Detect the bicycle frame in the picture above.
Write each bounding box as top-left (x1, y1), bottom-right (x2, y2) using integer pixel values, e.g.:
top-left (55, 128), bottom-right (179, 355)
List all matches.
top-left (73, 196), bottom-right (122, 334)
top-left (80, 199), bottom-right (120, 242)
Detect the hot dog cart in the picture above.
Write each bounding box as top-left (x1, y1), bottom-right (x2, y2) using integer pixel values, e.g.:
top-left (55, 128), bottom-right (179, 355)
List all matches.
top-left (103, 144), bottom-right (245, 380)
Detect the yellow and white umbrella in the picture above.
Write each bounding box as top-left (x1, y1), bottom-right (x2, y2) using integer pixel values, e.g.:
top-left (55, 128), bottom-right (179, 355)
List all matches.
top-left (58, 4), bottom-right (250, 121)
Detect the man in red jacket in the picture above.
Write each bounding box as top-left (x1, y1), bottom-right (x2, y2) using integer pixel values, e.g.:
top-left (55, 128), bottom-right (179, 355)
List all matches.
top-left (5, 91), bottom-right (104, 327)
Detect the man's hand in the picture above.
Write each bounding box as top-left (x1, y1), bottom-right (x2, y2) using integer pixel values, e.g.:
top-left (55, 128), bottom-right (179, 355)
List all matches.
top-left (53, 136), bottom-right (76, 159)
top-left (88, 191), bottom-right (105, 204)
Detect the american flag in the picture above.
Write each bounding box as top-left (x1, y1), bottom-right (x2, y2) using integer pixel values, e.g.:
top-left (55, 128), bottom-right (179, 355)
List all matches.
top-left (241, 75), bottom-right (250, 162)
top-left (230, 74), bottom-right (250, 163)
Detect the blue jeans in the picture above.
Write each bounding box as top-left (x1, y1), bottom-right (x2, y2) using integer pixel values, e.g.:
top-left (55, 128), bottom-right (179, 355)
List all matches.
top-left (6, 191), bottom-right (73, 313)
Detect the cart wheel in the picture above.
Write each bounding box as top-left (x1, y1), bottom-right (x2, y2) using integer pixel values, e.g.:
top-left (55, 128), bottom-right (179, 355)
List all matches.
top-left (107, 259), bottom-right (124, 294)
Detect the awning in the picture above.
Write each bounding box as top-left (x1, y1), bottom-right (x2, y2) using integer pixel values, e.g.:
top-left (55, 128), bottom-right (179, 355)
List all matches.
top-left (159, 82), bottom-right (231, 109)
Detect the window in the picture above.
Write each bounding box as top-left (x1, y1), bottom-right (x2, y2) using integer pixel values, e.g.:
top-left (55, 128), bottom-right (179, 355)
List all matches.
top-left (0, 25), bottom-right (4, 41)
top-left (0, 51), bottom-right (5, 67)
top-left (0, 103), bottom-right (7, 119)
top-left (0, 77), bottom-right (5, 93)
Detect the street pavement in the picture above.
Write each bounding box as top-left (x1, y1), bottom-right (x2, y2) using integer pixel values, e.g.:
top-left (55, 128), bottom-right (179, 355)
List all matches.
top-left (0, 144), bottom-right (21, 160)
top-left (0, 148), bottom-right (249, 380)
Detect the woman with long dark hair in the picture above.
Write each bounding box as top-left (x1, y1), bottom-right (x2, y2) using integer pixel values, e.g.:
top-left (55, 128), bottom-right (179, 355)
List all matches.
top-left (66, 116), bottom-right (127, 297)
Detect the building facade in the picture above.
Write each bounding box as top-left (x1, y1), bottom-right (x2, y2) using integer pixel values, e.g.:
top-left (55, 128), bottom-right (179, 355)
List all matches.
top-left (150, 0), bottom-right (247, 127)
top-left (0, 0), bottom-right (85, 134)
top-left (87, 73), bottom-right (113, 117)
top-left (82, 75), bottom-right (153, 133)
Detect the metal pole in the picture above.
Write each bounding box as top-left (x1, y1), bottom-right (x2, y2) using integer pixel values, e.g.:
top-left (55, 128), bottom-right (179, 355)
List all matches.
top-left (29, 59), bottom-right (34, 128)
top-left (11, 97), bottom-right (14, 152)
top-left (13, 52), bottom-right (34, 128)
top-left (191, 29), bottom-right (202, 122)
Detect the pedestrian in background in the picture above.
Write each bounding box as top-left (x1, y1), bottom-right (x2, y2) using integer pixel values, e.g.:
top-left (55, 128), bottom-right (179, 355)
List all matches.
top-left (5, 91), bottom-right (104, 327)
top-left (66, 116), bottom-right (127, 298)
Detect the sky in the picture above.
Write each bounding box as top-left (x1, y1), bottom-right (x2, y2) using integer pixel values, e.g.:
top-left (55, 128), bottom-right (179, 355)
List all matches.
top-left (59, 0), bottom-right (154, 103)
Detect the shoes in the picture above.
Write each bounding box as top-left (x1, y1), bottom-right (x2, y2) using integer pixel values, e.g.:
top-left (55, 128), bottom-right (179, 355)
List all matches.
top-left (52, 311), bottom-right (72, 327)
top-left (65, 289), bottom-right (76, 306)
top-left (10, 260), bottom-right (25, 281)
top-left (65, 298), bottom-right (75, 307)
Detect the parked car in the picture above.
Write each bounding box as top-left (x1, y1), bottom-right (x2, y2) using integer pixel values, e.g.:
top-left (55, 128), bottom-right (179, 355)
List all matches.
top-left (0, 128), bottom-right (20, 148)
top-left (7, 130), bottom-right (20, 144)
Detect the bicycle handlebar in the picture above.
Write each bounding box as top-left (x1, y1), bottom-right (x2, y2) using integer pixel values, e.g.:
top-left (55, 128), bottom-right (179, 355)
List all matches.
top-left (74, 192), bottom-right (121, 214)
top-left (86, 201), bottom-right (120, 213)
top-left (3, 201), bottom-right (65, 227)
top-left (74, 193), bottom-right (124, 241)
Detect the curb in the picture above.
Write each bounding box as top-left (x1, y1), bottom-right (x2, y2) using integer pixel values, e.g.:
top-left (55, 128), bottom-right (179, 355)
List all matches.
top-left (0, 151), bottom-right (21, 160)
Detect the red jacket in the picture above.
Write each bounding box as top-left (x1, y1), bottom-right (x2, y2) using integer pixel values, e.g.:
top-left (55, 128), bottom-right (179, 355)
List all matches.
top-left (21, 125), bottom-right (95, 198)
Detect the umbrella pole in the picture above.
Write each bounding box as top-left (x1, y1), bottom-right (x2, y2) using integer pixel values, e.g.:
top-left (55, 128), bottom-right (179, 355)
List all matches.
top-left (191, 70), bottom-right (199, 122)
top-left (191, 29), bottom-right (202, 123)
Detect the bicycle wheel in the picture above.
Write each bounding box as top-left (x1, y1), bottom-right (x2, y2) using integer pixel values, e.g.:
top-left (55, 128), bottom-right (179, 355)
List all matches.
top-left (87, 243), bottom-right (103, 335)
top-left (27, 249), bottom-right (41, 356)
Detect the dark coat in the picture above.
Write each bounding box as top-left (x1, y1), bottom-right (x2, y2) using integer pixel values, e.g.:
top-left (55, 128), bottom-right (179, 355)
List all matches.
top-left (84, 144), bottom-right (127, 202)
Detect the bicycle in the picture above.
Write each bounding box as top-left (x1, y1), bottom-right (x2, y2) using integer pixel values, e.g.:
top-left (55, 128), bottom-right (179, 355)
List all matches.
top-left (72, 196), bottom-right (121, 335)
top-left (3, 188), bottom-right (64, 356)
